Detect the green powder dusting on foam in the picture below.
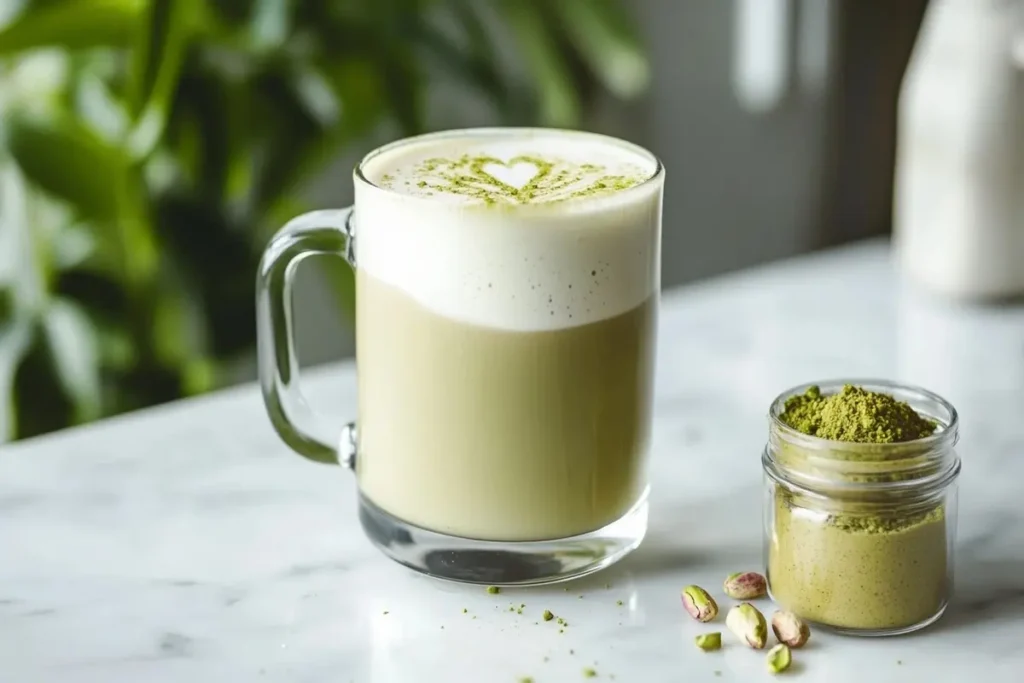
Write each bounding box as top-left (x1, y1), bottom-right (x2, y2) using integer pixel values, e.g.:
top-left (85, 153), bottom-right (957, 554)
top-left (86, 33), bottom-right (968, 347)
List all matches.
top-left (402, 153), bottom-right (648, 207)
top-left (780, 384), bottom-right (937, 443)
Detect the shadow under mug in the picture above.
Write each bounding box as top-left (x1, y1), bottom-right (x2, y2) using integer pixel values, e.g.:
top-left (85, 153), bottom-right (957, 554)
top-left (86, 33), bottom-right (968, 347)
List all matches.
top-left (256, 128), bottom-right (664, 585)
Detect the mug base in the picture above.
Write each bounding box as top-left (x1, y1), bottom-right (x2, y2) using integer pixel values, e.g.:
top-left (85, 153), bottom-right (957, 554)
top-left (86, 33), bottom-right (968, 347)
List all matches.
top-left (358, 490), bottom-right (648, 586)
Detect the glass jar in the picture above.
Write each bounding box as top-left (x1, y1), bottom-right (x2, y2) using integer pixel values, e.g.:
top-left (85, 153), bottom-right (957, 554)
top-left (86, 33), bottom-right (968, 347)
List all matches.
top-left (762, 380), bottom-right (961, 636)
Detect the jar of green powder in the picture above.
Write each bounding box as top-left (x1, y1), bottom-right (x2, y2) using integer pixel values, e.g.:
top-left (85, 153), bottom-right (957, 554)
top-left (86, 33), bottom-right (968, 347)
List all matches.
top-left (762, 380), bottom-right (961, 636)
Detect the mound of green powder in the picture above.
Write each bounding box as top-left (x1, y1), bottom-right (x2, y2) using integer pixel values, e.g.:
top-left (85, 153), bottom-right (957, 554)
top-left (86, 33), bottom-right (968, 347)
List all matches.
top-left (779, 384), bottom-right (936, 443)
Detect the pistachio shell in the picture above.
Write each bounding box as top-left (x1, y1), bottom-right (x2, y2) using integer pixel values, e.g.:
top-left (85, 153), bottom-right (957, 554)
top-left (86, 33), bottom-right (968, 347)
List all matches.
top-left (681, 585), bottom-right (719, 622)
top-left (726, 603), bottom-right (768, 649)
top-left (771, 610), bottom-right (811, 648)
top-left (723, 571), bottom-right (767, 599)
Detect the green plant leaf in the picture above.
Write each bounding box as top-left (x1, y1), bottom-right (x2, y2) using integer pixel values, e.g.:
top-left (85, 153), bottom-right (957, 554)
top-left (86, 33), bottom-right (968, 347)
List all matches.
top-left (250, 0), bottom-right (294, 51)
top-left (0, 318), bottom-right (33, 441)
top-left (41, 297), bottom-right (102, 423)
top-left (550, 0), bottom-right (650, 99)
top-left (6, 114), bottom-right (158, 288)
top-left (248, 63), bottom-right (325, 214)
top-left (165, 65), bottom-right (234, 202)
top-left (319, 58), bottom-right (387, 138)
top-left (0, 0), bottom-right (143, 55)
top-left (5, 113), bottom-right (129, 222)
top-left (416, 6), bottom-right (520, 121)
top-left (127, 0), bottom-right (198, 157)
top-left (497, 0), bottom-right (580, 127)
top-left (448, 0), bottom-right (495, 65)
top-left (248, 55), bottom-right (389, 215)
top-left (152, 193), bottom-right (254, 358)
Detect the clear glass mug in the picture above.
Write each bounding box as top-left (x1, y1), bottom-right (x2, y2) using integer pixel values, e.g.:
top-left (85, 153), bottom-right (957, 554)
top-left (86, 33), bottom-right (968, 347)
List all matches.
top-left (256, 128), bottom-right (664, 585)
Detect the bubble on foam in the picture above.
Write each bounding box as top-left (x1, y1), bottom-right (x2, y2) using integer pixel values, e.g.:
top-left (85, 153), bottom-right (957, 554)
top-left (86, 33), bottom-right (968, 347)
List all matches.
top-left (355, 130), bottom-right (662, 331)
top-left (364, 129), bottom-right (657, 207)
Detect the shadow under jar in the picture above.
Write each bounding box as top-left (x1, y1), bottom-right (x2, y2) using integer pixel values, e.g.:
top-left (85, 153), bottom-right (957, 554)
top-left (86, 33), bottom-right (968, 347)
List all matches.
top-left (762, 380), bottom-right (961, 636)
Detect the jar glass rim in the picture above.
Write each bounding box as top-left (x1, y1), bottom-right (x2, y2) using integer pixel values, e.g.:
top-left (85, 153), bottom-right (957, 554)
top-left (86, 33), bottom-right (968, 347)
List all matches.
top-left (763, 379), bottom-right (961, 495)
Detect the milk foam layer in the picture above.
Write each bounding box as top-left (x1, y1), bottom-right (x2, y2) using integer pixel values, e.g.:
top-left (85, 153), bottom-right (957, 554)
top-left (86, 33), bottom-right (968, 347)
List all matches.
top-left (355, 129), bottom-right (663, 332)
top-left (363, 129), bottom-right (657, 207)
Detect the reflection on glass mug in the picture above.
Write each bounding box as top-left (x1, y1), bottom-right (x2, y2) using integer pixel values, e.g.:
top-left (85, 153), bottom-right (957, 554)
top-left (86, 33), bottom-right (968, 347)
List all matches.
top-left (256, 128), bottom-right (664, 585)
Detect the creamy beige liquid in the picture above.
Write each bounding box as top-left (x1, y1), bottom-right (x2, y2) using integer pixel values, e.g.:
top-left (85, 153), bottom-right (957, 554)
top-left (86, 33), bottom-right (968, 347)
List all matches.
top-left (352, 128), bottom-right (662, 541)
top-left (356, 271), bottom-right (656, 540)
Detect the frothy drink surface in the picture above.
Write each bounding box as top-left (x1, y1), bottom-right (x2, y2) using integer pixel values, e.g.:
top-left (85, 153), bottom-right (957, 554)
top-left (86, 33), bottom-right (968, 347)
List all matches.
top-left (355, 130), bottom-right (661, 540)
top-left (365, 131), bottom-right (652, 206)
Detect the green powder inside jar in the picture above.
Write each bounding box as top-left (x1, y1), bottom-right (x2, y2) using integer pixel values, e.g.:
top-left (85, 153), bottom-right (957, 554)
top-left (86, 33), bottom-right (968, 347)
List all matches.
top-left (768, 384), bottom-right (951, 632)
top-left (779, 384), bottom-right (937, 443)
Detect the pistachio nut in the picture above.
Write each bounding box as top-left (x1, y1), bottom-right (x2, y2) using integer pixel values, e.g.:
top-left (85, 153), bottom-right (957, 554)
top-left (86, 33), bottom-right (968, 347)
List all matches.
top-left (766, 644), bottom-right (792, 674)
top-left (771, 610), bottom-right (810, 648)
top-left (723, 571), bottom-right (767, 600)
top-left (681, 585), bottom-right (719, 622)
top-left (725, 603), bottom-right (768, 649)
top-left (694, 633), bottom-right (722, 651)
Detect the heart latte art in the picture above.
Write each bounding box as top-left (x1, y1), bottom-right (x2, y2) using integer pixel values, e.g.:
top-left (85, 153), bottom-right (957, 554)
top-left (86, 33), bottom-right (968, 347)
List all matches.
top-left (481, 159), bottom-right (543, 190)
top-left (375, 142), bottom-right (651, 206)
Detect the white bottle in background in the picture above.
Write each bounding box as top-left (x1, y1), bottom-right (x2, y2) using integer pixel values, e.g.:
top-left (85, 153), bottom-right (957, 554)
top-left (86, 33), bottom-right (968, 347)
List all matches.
top-left (893, 0), bottom-right (1024, 300)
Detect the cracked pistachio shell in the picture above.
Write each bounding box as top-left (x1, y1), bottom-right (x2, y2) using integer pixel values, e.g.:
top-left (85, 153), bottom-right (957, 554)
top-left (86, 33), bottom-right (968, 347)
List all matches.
top-left (723, 571), bottom-right (767, 599)
top-left (726, 603), bottom-right (768, 649)
top-left (681, 585), bottom-right (719, 622)
top-left (771, 610), bottom-right (810, 648)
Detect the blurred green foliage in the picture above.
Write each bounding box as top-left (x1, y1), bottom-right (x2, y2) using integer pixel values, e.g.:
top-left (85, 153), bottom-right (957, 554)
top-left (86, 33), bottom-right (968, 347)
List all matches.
top-left (0, 0), bottom-right (649, 441)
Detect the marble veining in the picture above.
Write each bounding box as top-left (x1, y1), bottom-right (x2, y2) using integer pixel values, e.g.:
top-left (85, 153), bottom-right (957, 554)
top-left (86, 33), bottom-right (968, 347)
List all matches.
top-left (2, 240), bottom-right (1022, 682)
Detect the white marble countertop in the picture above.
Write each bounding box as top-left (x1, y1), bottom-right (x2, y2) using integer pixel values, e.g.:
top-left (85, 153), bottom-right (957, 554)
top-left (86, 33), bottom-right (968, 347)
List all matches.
top-left (3, 240), bottom-right (1023, 682)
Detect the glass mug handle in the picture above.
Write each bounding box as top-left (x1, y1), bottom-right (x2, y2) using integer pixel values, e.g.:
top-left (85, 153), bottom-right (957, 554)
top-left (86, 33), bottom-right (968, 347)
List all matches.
top-left (255, 208), bottom-right (358, 467)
